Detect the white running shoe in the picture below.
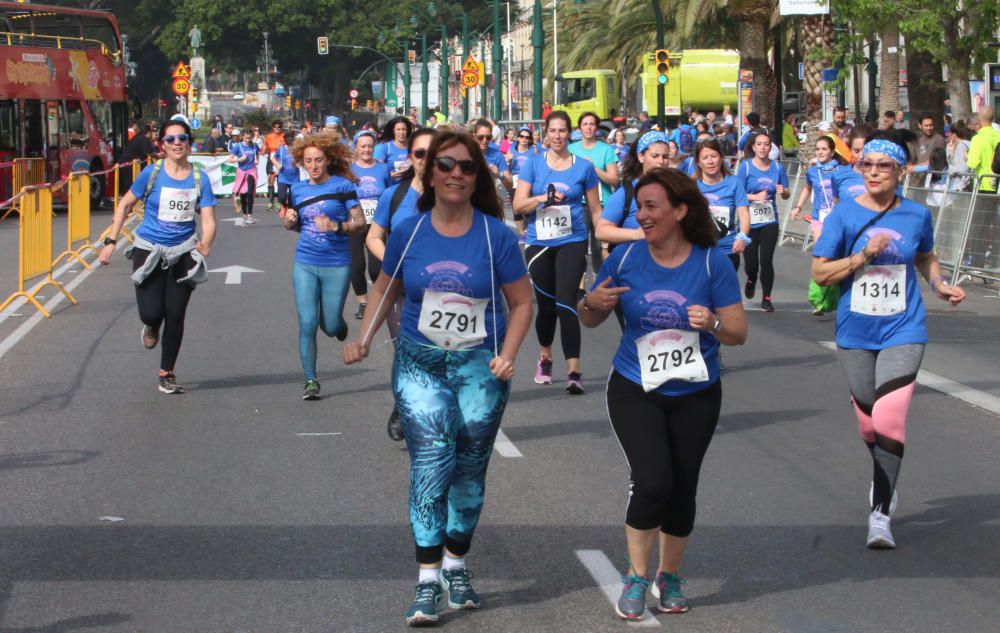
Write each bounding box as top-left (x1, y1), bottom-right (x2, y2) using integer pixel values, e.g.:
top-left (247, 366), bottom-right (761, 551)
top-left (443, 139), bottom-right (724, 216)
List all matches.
top-left (245, 216), bottom-right (257, 225)
top-left (866, 510), bottom-right (895, 549)
top-left (869, 482), bottom-right (898, 515)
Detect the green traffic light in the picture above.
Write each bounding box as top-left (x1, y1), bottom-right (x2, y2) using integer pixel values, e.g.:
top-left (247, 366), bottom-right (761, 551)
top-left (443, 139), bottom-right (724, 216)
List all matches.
top-left (657, 75), bottom-right (668, 85)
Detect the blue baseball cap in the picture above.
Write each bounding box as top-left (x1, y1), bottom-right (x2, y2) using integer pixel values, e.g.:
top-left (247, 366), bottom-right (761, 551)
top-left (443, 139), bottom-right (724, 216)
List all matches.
top-left (325, 115), bottom-right (341, 127)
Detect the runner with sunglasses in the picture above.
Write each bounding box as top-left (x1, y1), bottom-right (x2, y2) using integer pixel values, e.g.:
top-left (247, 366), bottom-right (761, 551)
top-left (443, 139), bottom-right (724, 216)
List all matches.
top-left (812, 129), bottom-right (965, 549)
top-left (98, 119), bottom-right (217, 394)
top-left (367, 128), bottom-right (437, 440)
top-left (474, 119), bottom-right (513, 197)
top-left (513, 110), bottom-right (601, 394)
top-left (344, 130), bottom-right (532, 625)
top-left (283, 132), bottom-right (366, 401)
top-left (738, 131), bottom-right (789, 312)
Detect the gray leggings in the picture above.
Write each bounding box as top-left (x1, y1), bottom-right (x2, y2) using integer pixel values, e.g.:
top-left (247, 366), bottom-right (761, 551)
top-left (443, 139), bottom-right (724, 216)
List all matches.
top-left (836, 344), bottom-right (925, 409)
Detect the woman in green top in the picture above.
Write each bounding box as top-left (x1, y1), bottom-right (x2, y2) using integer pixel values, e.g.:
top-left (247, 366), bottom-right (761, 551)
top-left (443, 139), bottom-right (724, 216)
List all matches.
top-left (569, 111), bottom-right (620, 274)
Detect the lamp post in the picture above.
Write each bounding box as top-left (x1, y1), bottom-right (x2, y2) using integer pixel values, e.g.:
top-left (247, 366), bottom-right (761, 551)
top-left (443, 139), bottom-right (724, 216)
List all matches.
top-left (651, 0), bottom-right (665, 128)
top-left (532, 0), bottom-right (543, 119)
top-left (421, 33), bottom-right (429, 124)
top-left (440, 24), bottom-right (449, 120)
top-left (492, 0), bottom-right (502, 119)
top-left (462, 13), bottom-right (470, 123)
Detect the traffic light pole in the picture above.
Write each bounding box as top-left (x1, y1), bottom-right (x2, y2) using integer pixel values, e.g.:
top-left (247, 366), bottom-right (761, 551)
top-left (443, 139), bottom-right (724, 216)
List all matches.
top-left (492, 0), bottom-right (502, 120)
top-left (441, 24), bottom-right (449, 120)
top-left (651, 0), bottom-right (665, 128)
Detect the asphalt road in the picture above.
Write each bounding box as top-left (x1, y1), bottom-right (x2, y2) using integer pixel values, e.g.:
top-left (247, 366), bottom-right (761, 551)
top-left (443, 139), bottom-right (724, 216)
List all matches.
top-left (1, 200), bottom-right (998, 632)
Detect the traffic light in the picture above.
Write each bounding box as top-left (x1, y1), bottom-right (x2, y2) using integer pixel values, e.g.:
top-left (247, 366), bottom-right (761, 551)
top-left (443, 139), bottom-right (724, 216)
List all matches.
top-left (285, 96), bottom-right (291, 108)
top-left (317, 36), bottom-right (329, 56)
top-left (655, 49), bottom-right (670, 85)
top-left (366, 99), bottom-right (373, 109)
top-left (351, 98), bottom-right (357, 110)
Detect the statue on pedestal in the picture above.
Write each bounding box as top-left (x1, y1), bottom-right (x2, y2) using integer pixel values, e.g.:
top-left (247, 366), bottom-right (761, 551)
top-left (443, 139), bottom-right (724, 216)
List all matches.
top-left (189, 25), bottom-right (202, 57)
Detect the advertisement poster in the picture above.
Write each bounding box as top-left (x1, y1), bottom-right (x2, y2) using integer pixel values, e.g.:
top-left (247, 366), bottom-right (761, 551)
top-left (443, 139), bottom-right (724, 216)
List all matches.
top-left (970, 80), bottom-right (987, 113)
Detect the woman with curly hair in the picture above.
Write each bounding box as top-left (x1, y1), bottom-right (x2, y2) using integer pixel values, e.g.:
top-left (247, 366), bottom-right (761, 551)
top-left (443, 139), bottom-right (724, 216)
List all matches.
top-left (282, 132), bottom-right (367, 400)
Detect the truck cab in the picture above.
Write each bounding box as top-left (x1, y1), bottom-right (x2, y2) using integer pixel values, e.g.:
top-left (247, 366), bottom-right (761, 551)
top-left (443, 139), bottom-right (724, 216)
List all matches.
top-left (554, 70), bottom-right (621, 125)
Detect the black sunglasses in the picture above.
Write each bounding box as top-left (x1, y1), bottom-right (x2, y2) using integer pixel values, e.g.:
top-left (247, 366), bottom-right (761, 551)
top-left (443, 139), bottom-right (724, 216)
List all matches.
top-left (434, 156), bottom-right (478, 176)
top-left (518, 134), bottom-right (532, 139)
top-left (162, 133), bottom-right (190, 145)
top-left (475, 134), bottom-right (492, 142)
top-left (412, 148), bottom-right (427, 159)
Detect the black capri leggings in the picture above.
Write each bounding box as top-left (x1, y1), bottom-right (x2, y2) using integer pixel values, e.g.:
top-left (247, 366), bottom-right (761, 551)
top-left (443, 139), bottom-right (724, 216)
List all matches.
top-left (743, 222), bottom-right (779, 297)
top-left (239, 175), bottom-right (256, 215)
top-left (525, 241), bottom-right (587, 360)
top-left (606, 371), bottom-right (722, 536)
top-left (131, 248), bottom-right (196, 373)
top-left (349, 225), bottom-right (382, 297)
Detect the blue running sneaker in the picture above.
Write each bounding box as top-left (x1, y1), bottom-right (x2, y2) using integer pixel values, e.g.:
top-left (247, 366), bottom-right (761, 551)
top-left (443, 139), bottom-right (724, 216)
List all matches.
top-left (652, 571), bottom-right (689, 613)
top-left (405, 581), bottom-right (445, 626)
top-left (615, 574), bottom-right (650, 621)
top-left (441, 568), bottom-right (481, 609)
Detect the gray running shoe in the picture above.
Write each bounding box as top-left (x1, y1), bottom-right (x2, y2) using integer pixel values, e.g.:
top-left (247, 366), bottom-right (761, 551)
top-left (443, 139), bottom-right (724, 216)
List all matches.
top-left (141, 324), bottom-right (159, 349)
top-left (302, 379), bottom-right (320, 401)
top-left (441, 568), bottom-right (480, 609)
top-left (405, 581), bottom-right (445, 626)
top-left (652, 571), bottom-right (689, 613)
top-left (158, 372), bottom-right (184, 394)
top-left (866, 510), bottom-right (895, 549)
top-left (615, 574), bottom-right (650, 621)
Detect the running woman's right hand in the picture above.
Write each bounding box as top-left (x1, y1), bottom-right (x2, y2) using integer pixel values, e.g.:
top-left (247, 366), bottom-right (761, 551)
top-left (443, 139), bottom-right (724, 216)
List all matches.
top-left (863, 233), bottom-right (893, 259)
top-left (342, 341), bottom-right (369, 364)
top-left (98, 243), bottom-right (115, 266)
top-left (587, 277), bottom-right (629, 311)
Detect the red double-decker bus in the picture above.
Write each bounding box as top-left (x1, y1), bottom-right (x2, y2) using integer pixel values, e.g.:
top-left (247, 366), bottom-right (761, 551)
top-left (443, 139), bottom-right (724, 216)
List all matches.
top-left (0, 1), bottom-right (128, 204)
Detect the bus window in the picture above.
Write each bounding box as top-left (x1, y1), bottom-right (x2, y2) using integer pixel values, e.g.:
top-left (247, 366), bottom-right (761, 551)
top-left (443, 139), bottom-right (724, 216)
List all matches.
top-left (24, 101), bottom-right (44, 156)
top-left (89, 100), bottom-right (111, 139)
top-left (110, 101), bottom-right (128, 157)
top-left (0, 101), bottom-right (15, 152)
top-left (63, 100), bottom-right (87, 148)
top-left (31, 11), bottom-right (82, 47)
top-left (81, 15), bottom-right (119, 54)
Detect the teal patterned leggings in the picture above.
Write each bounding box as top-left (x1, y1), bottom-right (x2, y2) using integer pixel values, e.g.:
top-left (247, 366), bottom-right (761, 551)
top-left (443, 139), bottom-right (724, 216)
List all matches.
top-left (393, 336), bottom-right (510, 564)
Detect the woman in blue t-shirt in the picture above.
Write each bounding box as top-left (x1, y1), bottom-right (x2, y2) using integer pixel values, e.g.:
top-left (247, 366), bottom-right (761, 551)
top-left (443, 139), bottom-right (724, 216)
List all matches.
top-left (694, 139), bottom-right (750, 270)
top-left (350, 129), bottom-right (393, 320)
top-left (227, 128), bottom-right (260, 225)
top-left (811, 130), bottom-right (965, 551)
top-left (343, 130), bottom-right (532, 626)
top-left (271, 130), bottom-right (300, 212)
top-left (832, 126), bottom-right (874, 204)
top-left (737, 131), bottom-right (790, 311)
top-left (513, 110), bottom-right (601, 394)
top-left (597, 131), bottom-right (669, 247)
top-left (98, 119), bottom-right (217, 395)
top-left (282, 132), bottom-right (366, 401)
top-left (581, 168), bottom-right (746, 621)
top-left (791, 135), bottom-right (844, 243)
top-left (374, 116), bottom-right (414, 181)
top-left (365, 127), bottom-right (436, 441)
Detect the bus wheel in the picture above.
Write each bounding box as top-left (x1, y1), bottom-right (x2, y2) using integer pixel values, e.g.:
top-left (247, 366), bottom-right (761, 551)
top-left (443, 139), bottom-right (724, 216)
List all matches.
top-left (89, 160), bottom-right (106, 210)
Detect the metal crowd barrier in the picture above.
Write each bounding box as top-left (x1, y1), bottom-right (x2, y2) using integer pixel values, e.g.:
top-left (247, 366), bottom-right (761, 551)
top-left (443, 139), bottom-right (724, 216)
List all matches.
top-left (52, 171), bottom-right (96, 270)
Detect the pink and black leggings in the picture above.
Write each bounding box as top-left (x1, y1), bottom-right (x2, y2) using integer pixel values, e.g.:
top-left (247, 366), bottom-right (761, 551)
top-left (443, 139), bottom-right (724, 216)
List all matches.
top-left (837, 344), bottom-right (924, 514)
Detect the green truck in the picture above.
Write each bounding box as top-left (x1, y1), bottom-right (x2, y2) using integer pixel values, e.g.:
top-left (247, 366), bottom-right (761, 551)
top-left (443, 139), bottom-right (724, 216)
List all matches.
top-left (554, 49), bottom-right (740, 123)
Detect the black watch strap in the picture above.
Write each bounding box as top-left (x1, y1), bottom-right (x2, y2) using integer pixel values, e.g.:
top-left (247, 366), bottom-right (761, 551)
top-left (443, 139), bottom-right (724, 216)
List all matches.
top-left (103, 237), bottom-right (117, 246)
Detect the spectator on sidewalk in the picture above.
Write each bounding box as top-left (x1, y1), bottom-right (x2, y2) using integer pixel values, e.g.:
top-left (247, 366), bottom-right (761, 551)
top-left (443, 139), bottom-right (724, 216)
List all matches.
top-left (832, 106), bottom-right (853, 142)
top-left (965, 108), bottom-right (1000, 267)
top-left (201, 127), bottom-right (227, 154)
top-left (882, 111), bottom-right (897, 131)
top-left (912, 116), bottom-right (946, 172)
top-left (894, 110), bottom-right (908, 129)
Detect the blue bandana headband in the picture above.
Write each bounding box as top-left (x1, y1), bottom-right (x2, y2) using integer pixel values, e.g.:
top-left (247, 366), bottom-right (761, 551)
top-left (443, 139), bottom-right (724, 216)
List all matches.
top-left (325, 115), bottom-right (341, 127)
top-left (863, 139), bottom-right (907, 166)
top-left (354, 129), bottom-right (376, 144)
top-left (637, 131), bottom-right (669, 155)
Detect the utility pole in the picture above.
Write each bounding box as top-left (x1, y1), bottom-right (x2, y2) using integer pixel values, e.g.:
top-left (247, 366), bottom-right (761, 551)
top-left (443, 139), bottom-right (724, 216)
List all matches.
top-left (263, 31), bottom-right (271, 112)
top-left (650, 2), bottom-right (664, 128)
top-left (532, 0), bottom-right (543, 119)
top-left (421, 33), bottom-right (429, 124)
top-left (462, 13), bottom-right (470, 123)
top-left (493, 0), bottom-right (502, 119)
top-left (441, 24), bottom-right (449, 120)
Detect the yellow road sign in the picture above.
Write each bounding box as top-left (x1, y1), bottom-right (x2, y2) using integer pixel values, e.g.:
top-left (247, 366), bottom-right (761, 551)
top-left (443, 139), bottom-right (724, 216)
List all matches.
top-left (462, 70), bottom-right (479, 88)
top-left (172, 62), bottom-right (190, 79)
top-left (172, 77), bottom-right (190, 95)
top-left (462, 55), bottom-right (478, 72)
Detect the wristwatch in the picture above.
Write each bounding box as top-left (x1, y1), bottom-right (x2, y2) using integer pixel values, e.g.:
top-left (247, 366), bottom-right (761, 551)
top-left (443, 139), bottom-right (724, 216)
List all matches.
top-left (581, 294), bottom-right (594, 312)
top-left (712, 317), bottom-right (723, 333)
top-left (103, 237), bottom-right (117, 246)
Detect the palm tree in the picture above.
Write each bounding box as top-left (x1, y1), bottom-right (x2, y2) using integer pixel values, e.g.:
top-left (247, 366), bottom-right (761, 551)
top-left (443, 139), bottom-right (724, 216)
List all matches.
top-left (728, 0), bottom-right (777, 128)
top-left (797, 13), bottom-right (834, 161)
top-left (877, 23), bottom-right (900, 117)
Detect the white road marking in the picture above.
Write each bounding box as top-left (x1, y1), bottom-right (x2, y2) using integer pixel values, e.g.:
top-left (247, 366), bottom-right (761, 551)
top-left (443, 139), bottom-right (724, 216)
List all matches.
top-left (208, 265), bottom-right (264, 285)
top-left (575, 550), bottom-right (659, 626)
top-left (819, 341), bottom-right (1000, 416)
top-left (296, 432), bottom-right (343, 436)
top-left (493, 429), bottom-right (523, 458)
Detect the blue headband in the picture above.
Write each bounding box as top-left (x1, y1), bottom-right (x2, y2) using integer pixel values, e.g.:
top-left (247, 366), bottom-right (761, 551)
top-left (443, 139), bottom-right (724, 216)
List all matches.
top-left (325, 115), bottom-right (341, 127)
top-left (637, 131), bottom-right (668, 155)
top-left (863, 139), bottom-right (907, 165)
top-left (353, 129), bottom-right (376, 144)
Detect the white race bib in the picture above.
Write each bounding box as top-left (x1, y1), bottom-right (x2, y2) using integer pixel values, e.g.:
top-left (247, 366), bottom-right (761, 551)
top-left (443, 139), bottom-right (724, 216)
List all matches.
top-left (636, 328), bottom-right (709, 392)
top-left (818, 207), bottom-right (832, 223)
top-left (417, 290), bottom-right (489, 350)
top-left (709, 205), bottom-right (730, 231)
top-left (749, 201), bottom-right (775, 226)
top-left (535, 204), bottom-right (572, 241)
top-left (851, 264), bottom-right (906, 316)
top-left (512, 174), bottom-right (519, 188)
top-left (360, 198), bottom-right (377, 224)
top-left (158, 187), bottom-right (197, 223)
top-left (393, 159), bottom-right (411, 174)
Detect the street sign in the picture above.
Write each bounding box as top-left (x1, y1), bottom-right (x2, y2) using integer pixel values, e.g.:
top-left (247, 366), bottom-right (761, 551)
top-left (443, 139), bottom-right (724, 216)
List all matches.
top-left (349, 89), bottom-right (359, 99)
top-left (395, 85), bottom-right (404, 98)
top-left (462, 70), bottom-right (479, 89)
top-left (172, 77), bottom-right (190, 95)
top-left (462, 55), bottom-right (478, 72)
top-left (172, 62), bottom-right (190, 79)
top-left (190, 118), bottom-right (201, 130)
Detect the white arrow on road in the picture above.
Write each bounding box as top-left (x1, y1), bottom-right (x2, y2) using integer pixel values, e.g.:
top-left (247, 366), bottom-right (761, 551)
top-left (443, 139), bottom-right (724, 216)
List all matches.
top-left (219, 218), bottom-right (244, 224)
top-left (209, 265), bottom-right (264, 285)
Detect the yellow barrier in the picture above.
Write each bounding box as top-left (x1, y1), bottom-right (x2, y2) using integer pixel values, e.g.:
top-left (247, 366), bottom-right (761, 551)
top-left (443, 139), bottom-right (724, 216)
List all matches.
top-left (0, 184), bottom-right (78, 318)
top-left (12, 157), bottom-right (45, 192)
top-left (53, 171), bottom-right (96, 270)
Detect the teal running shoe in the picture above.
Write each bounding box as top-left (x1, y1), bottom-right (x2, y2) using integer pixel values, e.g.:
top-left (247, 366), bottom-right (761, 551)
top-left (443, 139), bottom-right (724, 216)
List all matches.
top-left (652, 571), bottom-right (689, 613)
top-left (615, 574), bottom-right (650, 621)
top-left (405, 581), bottom-right (445, 626)
top-left (441, 568), bottom-right (481, 609)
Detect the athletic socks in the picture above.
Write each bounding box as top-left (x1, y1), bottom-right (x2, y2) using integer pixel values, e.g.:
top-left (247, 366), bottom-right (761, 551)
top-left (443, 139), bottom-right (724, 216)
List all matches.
top-left (418, 567), bottom-right (441, 584)
top-left (442, 555), bottom-right (466, 572)
top-left (872, 444), bottom-right (902, 514)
